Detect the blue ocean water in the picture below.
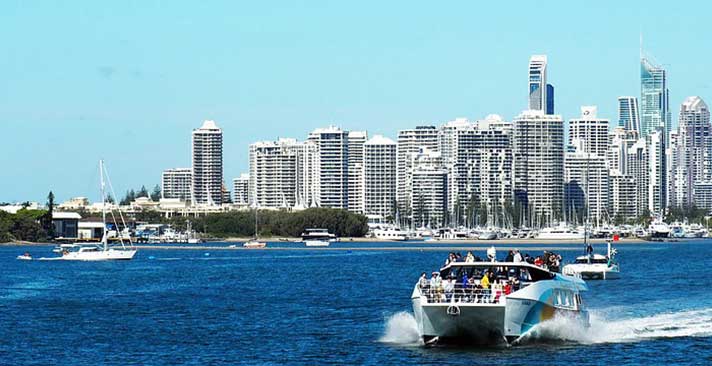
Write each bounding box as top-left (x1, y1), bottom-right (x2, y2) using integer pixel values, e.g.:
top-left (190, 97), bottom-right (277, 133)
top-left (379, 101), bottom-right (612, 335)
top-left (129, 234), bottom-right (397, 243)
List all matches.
top-left (1, 241), bottom-right (711, 365)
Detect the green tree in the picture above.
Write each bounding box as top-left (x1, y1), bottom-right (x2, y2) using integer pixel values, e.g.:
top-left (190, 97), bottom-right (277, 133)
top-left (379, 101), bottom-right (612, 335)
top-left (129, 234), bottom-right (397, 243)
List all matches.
top-left (150, 185), bottom-right (162, 201)
top-left (137, 185), bottom-right (149, 198)
top-left (45, 191), bottom-right (56, 239)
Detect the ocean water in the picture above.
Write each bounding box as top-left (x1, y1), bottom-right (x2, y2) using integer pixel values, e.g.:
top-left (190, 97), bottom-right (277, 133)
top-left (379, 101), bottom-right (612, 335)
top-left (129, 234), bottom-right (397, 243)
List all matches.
top-left (1, 241), bottom-right (711, 365)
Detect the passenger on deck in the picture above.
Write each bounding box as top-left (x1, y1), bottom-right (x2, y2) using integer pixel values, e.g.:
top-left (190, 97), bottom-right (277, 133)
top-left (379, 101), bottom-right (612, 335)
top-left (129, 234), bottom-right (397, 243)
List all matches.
top-left (504, 281), bottom-right (512, 295)
top-left (513, 249), bottom-right (523, 263)
top-left (534, 256), bottom-right (544, 267)
top-left (504, 250), bottom-right (514, 262)
top-left (586, 243), bottom-right (594, 255)
top-left (443, 276), bottom-right (455, 301)
top-left (465, 251), bottom-right (475, 263)
top-left (419, 272), bottom-right (429, 289)
top-left (480, 270), bottom-right (490, 289)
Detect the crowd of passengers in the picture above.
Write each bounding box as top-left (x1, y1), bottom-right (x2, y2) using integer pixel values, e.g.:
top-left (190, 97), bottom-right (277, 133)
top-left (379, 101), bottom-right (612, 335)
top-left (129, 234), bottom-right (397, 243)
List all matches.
top-left (417, 249), bottom-right (564, 304)
top-left (443, 248), bottom-right (563, 273)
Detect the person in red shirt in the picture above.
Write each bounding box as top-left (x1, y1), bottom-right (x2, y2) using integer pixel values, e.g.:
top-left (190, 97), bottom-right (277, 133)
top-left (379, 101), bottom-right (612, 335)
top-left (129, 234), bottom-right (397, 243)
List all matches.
top-left (534, 256), bottom-right (544, 267)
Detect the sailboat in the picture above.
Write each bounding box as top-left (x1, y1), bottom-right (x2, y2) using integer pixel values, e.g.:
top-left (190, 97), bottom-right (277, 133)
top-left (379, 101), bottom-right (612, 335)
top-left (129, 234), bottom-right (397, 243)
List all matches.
top-left (43, 160), bottom-right (137, 261)
top-left (243, 203), bottom-right (267, 248)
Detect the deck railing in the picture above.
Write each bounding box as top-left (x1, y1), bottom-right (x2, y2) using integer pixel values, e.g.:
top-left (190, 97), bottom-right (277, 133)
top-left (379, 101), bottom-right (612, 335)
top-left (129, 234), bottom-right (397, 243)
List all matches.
top-left (418, 283), bottom-right (523, 304)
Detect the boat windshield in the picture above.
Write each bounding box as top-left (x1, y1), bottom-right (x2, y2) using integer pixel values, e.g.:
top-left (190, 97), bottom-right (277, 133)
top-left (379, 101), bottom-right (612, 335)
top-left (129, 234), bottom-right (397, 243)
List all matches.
top-left (574, 257), bottom-right (609, 264)
top-left (440, 263), bottom-right (555, 283)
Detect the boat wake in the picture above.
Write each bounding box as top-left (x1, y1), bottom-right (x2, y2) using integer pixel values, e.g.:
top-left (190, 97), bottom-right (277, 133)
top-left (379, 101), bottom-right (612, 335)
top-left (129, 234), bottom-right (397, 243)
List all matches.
top-left (378, 312), bottom-right (422, 346)
top-left (379, 308), bottom-right (712, 347)
top-left (521, 307), bottom-right (712, 345)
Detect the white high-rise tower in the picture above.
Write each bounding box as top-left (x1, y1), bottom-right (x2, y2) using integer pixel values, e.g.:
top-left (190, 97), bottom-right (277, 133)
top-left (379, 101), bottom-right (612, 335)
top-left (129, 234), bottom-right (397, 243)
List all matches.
top-left (192, 120), bottom-right (223, 206)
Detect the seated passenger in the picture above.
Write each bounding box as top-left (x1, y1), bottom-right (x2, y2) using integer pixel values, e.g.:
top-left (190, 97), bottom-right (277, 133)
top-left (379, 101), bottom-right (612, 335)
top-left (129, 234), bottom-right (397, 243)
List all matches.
top-left (418, 272), bottom-right (429, 289)
top-left (443, 276), bottom-right (455, 301)
top-left (534, 256), bottom-right (544, 267)
top-left (465, 251), bottom-right (475, 263)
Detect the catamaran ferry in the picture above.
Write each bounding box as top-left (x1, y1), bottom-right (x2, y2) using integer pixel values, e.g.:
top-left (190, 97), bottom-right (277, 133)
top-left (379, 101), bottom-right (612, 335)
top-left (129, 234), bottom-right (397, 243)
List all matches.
top-left (412, 261), bottom-right (588, 345)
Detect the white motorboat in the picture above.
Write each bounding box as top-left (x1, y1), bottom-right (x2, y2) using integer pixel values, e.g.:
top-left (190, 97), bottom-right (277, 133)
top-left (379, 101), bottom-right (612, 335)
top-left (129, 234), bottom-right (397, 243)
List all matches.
top-left (478, 230), bottom-right (498, 240)
top-left (648, 217), bottom-right (671, 239)
top-left (536, 223), bottom-right (585, 240)
top-left (243, 240), bottom-right (267, 248)
top-left (373, 227), bottom-right (409, 241)
top-left (16, 254), bottom-right (32, 261)
top-left (412, 261), bottom-right (589, 345)
top-left (301, 228), bottom-right (336, 247)
top-left (562, 242), bottom-right (620, 280)
top-left (43, 160), bottom-right (137, 261)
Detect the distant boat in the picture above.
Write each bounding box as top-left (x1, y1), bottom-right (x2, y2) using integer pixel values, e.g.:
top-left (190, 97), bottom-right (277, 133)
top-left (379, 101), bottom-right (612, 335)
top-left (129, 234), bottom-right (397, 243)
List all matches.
top-left (373, 226), bottom-right (409, 241)
top-left (16, 253), bottom-right (32, 261)
top-left (301, 228), bottom-right (336, 247)
top-left (563, 242), bottom-right (620, 280)
top-left (537, 223), bottom-right (585, 240)
top-left (243, 204), bottom-right (267, 248)
top-left (43, 160), bottom-right (137, 261)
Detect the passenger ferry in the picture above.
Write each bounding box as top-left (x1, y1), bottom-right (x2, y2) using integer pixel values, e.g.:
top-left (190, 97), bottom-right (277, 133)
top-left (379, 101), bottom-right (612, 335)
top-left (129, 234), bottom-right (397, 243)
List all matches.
top-left (301, 228), bottom-right (336, 247)
top-left (412, 261), bottom-right (589, 345)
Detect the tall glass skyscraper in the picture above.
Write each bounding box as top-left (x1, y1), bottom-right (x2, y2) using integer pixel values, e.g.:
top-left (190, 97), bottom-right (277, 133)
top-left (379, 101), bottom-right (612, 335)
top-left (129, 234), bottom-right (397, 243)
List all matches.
top-left (617, 96), bottom-right (640, 132)
top-left (528, 55), bottom-right (548, 112)
top-left (640, 55), bottom-right (670, 212)
top-left (640, 57), bottom-right (670, 139)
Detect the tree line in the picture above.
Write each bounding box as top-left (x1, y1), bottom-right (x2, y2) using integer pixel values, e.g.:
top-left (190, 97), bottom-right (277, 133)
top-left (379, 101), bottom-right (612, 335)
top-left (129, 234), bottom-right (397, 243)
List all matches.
top-left (164, 208), bottom-right (369, 238)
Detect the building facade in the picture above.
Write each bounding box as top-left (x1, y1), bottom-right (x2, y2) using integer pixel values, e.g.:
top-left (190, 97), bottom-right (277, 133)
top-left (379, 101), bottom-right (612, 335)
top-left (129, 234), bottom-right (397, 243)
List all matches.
top-left (162, 168), bottom-right (192, 201)
top-left (347, 131), bottom-right (367, 214)
top-left (232, 173), bottom-right (250, 205)
top-left (308, 126), bottom-right (349, 209)
top-left (618, 96), bottom-right (641, 132)
top-left (670, 96), bottom-right (712, 207)
top-left (396, 126), bottom-right (439, 215)
top-left (513, 110), bottom-right (564, 227)
top-left (192, 120), bottom-right (223, 205)
top-left (363, 135), bottom-right (397, 219)
top-left (569, 106), bottom-right (610, 157)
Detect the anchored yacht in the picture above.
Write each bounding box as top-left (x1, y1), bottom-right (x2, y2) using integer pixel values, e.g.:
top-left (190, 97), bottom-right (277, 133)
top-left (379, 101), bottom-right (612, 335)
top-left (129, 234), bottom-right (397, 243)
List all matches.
top-left (412, 261), bottom-right (588, 345)
top-left (562, 242), bottom-right (620, 280)
top-left (536, 224), bottom-right (585, 240)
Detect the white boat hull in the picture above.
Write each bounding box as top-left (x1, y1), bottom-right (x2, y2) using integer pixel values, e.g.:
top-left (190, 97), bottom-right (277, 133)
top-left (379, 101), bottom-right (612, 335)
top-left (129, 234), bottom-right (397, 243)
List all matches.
top-left (48, 249), bottom-right (137, 261)
top-left (243, 241), bottom-right (267, 248)
top-left (304, 241), bottom-right (330, 247)
top-left (562, 264), bottom-right (620, 280)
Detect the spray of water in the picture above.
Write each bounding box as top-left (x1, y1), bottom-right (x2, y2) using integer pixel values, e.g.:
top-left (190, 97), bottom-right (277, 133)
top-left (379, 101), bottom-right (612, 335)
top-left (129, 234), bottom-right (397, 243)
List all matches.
top-left (522, 307), bottom-right (712, 344)
top-left (380, 308), bottom-right (712, 346)
top-left (379, 312), bottom-right (422, 345)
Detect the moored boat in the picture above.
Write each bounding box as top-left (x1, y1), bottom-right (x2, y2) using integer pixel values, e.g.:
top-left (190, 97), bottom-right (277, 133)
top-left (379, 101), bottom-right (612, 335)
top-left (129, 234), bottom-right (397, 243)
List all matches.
top-left (562, 242), bottom-right (620, 280)
top-left (301, 228), bottom-right (336, 247)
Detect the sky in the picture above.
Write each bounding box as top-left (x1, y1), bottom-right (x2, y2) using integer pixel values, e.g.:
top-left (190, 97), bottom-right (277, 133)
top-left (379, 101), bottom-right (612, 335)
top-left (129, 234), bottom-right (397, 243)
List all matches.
top-left (2, 1), bottom-right (711, 203)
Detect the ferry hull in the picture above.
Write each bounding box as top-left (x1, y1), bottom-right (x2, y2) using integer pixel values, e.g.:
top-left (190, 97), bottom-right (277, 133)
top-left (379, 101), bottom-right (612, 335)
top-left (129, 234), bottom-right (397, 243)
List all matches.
top-left (413, 301), bottom-right (506, 345)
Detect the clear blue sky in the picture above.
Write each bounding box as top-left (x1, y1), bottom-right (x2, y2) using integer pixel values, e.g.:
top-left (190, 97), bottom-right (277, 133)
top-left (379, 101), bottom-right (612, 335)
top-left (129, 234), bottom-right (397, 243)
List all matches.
top-left (2, 1), bottom-right (710, 203)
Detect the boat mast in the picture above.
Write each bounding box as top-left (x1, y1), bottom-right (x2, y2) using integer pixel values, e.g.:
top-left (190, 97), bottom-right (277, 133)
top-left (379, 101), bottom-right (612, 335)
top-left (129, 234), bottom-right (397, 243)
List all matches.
top-left (100, 159), bottom-right (108, 251)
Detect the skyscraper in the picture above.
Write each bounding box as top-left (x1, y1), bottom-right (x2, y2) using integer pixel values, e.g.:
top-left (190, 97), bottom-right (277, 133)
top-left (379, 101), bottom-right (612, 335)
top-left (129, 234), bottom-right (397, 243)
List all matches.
top-left (192, 120), bottom-right (223, 206)
top-left (528, 55), bottom-right (548, 113)
top-left (670, 96), bottom-right (711, 207)
top-left (363, 135), bottom-right (396, 219)
top-left (640, 54), bottom-right (670, 213)
top-left (568, 106), bottom-right (610, 157)
top-left (640, 56), bottom-right (671, 139)
top-left (513, 110), bottom-right (564, 226)
top-left (618, 96), bottom-right (640, 132)
top-left (347, 131), bottom-right (368, 214)
top-left (308, 126), bottom-right (350, 209)
top-left (396, 126), bottom-right (439, 216)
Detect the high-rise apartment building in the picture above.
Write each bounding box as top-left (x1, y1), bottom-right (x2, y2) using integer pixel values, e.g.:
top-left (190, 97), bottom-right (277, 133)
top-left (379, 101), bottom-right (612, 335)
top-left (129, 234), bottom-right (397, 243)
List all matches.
top-left (396, 126), bottom-right (439, 215)
top-left (162, 168), bottom-right (192, 201)
top-left (569, 106), bottom-right (610, 156)
top-left (618, 96), bottom-right (641, 132)
top-left (408, 149), bottom-right (447, 228)
top-left (627, 138), bottom-right (649, 216)
top-left (347, 131), bottom-right (367, 214)
top-left (308, 126), bottom-right (350, 209)
top-left (232, 173), bottom-right (250, 205)
top-left (669, 96), bottom-right (711, 207)
top-left (513, 110), bottom-right (564, 226)
top-left (564, 149), bottom-right (610, 224)
top-left (192, 120), bottom-right (223, 205)
top-left (609, 171), bottom-right (638, 221)
top-left (248, 138), bottom-right (316, 208)
top-left (363, 135), bottom-right (396, 219)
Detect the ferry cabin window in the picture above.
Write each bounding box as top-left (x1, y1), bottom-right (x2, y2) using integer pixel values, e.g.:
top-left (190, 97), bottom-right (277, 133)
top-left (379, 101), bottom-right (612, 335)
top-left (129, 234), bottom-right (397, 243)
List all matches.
top-left (574, 258), bottom-right (609, 264)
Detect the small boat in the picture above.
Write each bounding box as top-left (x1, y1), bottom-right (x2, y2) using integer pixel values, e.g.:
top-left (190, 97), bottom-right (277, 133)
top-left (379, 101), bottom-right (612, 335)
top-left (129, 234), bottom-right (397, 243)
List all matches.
top-left (477, 230), bottom-right (498, 240)
top-left (16, 253), bottom-right (32, 261)
top-left (412, 259), bottom-right (589, 345)
top-left (562, 242), bottom-right (620, 280)
top-left (243, 240), bottom-right (267, 248)
top-left (301, 228), bottom-right (336, 247)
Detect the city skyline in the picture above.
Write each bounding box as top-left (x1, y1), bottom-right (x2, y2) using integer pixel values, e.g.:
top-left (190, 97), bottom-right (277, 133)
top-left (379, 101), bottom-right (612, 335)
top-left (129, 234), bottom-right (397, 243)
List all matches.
top-left (3, 1), bottom-right (712, 202)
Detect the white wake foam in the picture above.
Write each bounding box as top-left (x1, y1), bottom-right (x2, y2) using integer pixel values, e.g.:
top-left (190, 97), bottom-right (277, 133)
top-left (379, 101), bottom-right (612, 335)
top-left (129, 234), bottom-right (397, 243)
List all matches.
top-left (523, 308), bottom-right (712, 344)
top-left (379, 312), bottom-right (422, 345)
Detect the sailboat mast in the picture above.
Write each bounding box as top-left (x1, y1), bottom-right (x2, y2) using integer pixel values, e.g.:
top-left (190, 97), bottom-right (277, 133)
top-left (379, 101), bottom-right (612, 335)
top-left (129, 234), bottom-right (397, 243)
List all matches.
top-left (100, 160), bottom-right (108, 251)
